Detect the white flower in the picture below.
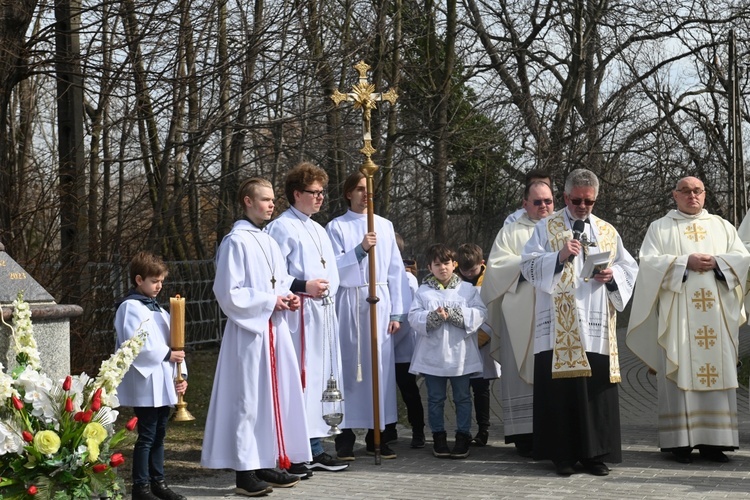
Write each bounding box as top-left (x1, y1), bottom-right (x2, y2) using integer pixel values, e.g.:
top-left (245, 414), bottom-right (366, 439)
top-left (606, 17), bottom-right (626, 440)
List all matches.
top-left (0, 421), bottom-right (24, 455)
top-left (93, 326), bottom-right (148, 396)
top-left (8, 294), bottom-right (41, 369)
top-left (0, 363), bottom-right (19, 400)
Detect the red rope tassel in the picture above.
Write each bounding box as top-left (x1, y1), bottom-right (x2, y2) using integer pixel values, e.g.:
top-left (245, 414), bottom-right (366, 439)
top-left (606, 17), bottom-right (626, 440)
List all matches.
top-left (299, 295), bottom-right (306, 389)
top-left (268, 319), bottom-right (291, 469)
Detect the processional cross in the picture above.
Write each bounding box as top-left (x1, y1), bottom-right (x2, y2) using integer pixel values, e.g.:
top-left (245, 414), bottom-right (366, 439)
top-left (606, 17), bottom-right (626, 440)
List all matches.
top-left (331, 61), bottom-right (398, 465)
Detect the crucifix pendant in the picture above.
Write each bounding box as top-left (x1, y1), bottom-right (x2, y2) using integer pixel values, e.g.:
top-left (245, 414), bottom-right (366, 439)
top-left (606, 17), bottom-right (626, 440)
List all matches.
top-left (271, 275), bottom-right (276, 289)
top-left (321, 257), bottom-right (326, 268)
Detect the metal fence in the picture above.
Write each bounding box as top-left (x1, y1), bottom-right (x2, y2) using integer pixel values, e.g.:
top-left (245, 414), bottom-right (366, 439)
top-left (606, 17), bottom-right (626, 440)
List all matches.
top-left (82, 260), bottom-right (222, 363)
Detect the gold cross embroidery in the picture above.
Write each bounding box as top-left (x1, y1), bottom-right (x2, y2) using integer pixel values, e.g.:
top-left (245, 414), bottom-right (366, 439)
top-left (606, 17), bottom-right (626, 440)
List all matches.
top-left (694, 325), bottom-right (717, 349)
top-left (684, 223), bottom-right (707, 242)
top-left (692, 288), bottom-right (715, 312)
top-left (697, 363), bottom-right (719, 387)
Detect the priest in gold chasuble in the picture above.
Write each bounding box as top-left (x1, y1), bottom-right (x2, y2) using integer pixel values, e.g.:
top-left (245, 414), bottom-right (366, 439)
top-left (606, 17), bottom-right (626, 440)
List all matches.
top-left (521, 169), bottom-right (638, 476)
top-left (627, 176), bottom-right (750, 464)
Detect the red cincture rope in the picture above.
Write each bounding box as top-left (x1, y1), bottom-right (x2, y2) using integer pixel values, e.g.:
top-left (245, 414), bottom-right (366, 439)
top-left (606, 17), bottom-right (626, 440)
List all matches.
top-left (268, 318), bottom-right (291, 469)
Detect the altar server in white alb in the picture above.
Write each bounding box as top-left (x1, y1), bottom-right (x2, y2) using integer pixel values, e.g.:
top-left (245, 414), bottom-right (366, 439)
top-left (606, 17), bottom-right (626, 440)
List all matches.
top-left (521, 168), bottom-right (638, 477)
top-left (201, 178), bottom-right (310, 496)
top-left (266, 162), bottom-right (349, 475)
top-left (627, 176), bottom-right (750, 465)
top-left (481, 180), bottom-right (555, 458)
top-left (326, 171), bottom-right (406, 460)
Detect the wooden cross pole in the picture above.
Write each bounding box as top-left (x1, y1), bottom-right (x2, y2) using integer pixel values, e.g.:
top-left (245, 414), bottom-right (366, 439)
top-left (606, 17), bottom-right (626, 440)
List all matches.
top-left (331, 60), bottom-right (398, 465)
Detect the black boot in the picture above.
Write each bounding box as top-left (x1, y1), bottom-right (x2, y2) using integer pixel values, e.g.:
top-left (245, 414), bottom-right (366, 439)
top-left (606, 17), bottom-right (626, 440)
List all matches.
top-left (235, 470), bottom-right (272, 497)
top-left (451, 432), bottom-right (471, 459)
top-left (131, 484), bottom-right (160, 500)
top-left (150, 480), bottom-right (186, 500)
top-left (410, 427), bottom-right (426, 449)
top-left (432, 431), bottom-right (451, 458)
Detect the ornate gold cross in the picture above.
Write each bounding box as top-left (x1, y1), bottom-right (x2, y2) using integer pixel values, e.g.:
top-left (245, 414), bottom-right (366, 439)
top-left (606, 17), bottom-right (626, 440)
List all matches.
top-left (697, 362), bottom-right (718, 387)
top-left (694, 325), bottom-right (717, 349)
top-left (692, 288), bottom-right (715, 312)
top-left (331, 61), bottom-right (398, 172)
top-left (684, 223), bottom-right (707, 242)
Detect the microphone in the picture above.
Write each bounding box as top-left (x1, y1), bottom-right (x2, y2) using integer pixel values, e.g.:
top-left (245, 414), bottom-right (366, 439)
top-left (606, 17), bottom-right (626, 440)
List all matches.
top-left (568, 219), bottom-right (586, 263)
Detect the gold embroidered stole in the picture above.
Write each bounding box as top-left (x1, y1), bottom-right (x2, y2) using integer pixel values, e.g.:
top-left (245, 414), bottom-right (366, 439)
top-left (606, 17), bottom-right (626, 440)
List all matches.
top-left (546, 212), bottom-right (621, 382)
top-left (678, 218), bottom-right (732, 390)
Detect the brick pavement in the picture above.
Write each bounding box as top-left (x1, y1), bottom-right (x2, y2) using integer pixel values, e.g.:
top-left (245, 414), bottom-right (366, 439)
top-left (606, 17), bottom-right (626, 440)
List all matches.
top-left (172, 329), bottom-right (750, 499)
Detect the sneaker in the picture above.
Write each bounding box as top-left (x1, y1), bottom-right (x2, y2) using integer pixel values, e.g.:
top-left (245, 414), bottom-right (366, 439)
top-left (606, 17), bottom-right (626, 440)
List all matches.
top-left (336, 445), bottom-right (356, 461)
top-left (132, 484), bottom-right (160, 500)
top-left (306, 452), bottom-right (349, 471)
top-left (366, 442), bottom-right (397, 459)
top-left (254, 468), bottom-right (300, 488)
top-left (285, 462), bottom-right (313, 479)
top-left (150, 480), bottom-right (187, 500)
top-left (451, 432), bottom-right (471, 459)
top-left (432, 431), bottom-right (451, 458)
top-left (235, 471), bottom-right (272, 497)
top-left (471, 429), bottom-right (489, 447)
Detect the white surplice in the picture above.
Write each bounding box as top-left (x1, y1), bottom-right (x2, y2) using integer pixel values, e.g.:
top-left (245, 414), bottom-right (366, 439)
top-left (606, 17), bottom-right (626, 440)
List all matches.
top-left (481, 213), bottom-right (537, 437)
top-left (325, 210), bottom-right (406, 429)
top-left (393, 272), bottom-right (418, 364)
top-left (627, 209), bottom-right (749, 449)
top-left (115, 300), bottom-right (179, 408)
top-left (408, 278), bottom-right (487, 377)
top-left (201, 220), bottom-right (311, 471)
top-left (266, 207), bottom-right (345, 438)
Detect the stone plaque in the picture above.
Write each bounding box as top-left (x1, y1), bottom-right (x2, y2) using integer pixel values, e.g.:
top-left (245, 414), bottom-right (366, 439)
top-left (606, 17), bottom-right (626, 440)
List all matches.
top-left (0, 247), bottom-right (54, 303)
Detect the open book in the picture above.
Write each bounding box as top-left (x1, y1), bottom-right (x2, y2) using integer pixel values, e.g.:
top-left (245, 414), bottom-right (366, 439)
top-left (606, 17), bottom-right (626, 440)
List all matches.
top-left (580, 250), bottom-right (611, 280)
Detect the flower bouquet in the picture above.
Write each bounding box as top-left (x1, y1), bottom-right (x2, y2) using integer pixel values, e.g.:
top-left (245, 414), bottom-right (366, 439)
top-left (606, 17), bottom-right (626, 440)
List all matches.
top-left (0, 293), bottom-right (148, 499)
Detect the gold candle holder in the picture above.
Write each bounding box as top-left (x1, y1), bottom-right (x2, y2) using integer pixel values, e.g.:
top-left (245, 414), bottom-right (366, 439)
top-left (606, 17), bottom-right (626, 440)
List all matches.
top-left (170, 294), bottom-right (195, 422)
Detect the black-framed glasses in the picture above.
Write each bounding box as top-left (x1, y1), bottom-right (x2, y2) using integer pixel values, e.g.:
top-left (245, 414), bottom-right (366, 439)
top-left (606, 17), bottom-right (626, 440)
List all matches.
top-left (569, 198), bottom-right (596, 206)
top-left (676, 188), bottom-right (704, 196)
top-left (532, 198), bottom-right (554, 206)
top-left (303, 189), bottom-right (326, 198)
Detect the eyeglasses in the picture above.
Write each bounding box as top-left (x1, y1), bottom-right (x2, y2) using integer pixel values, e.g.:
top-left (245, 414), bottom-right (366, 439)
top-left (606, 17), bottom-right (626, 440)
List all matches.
top-left (569, 198), bottom-right (596, 206)
top-left (303, 189), bottom-right (326, 198)
top-left (676, 188), bottom-right (704, 196)
top-left (532, 198), bottom-right (554, 206)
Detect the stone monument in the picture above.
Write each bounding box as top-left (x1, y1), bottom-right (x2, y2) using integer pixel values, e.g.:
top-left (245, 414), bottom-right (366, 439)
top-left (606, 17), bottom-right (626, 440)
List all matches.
top-left (0, 241), bottom-right (82, 381)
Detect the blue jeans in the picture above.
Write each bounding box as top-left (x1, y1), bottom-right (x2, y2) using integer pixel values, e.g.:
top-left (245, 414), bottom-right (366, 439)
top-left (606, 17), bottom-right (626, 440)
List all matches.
top-left (310, 437), bottom-right (325, 457)
top-left (424, 374), bottom-right (472, 435)
top-left (133, 406), bottom-right (170, 486)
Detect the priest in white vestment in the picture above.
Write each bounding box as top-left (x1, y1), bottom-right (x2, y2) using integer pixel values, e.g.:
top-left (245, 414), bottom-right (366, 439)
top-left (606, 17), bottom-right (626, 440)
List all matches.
top-left (627, 176), bottom-right (750, 464)
top-left (502, 169), bottom-right (552, 226)
top-left (521, 169), bottom-right (638, 476)
top-left (266, 162), bottom-right (349, 474)
top-left (326, 172), bottom-right (406, 460)
top-left (201, 178), bottom-right (310, 495)
top-left (481, 180), bottom-right (554, 457)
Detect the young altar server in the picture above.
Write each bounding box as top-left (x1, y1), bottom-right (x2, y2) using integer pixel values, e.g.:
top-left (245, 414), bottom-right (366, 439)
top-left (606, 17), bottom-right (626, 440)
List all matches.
top-left (201, 178), bottom-right (310, 496)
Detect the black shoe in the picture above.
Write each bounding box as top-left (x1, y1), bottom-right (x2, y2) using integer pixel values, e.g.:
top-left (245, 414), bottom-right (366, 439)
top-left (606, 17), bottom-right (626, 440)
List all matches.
top-left (581, 459), bottom-right (610, 476)
top-left (255, 468), bottom-right (300, 488)
top-left (410, 432), bottom-right (426, 449)
top-left (671, 447), bottom-right (693, 464)
top-left (285, 462), bottom-right (313, 479)
top-left (149, 481), bottom-right (186, 500)
top-left (382, 425), bottom-right (398, 444)
top-left (366, 442), bottom-right (397, 459)
top-left (471, 429), bottom-right (489, 447)
top-left (307, 452), bottom-right (349, 471)
top-left (132, 484), bottom-right (160, 500)
top-left (554, 461), bottom-right (575, 476)
top-left (336, 444), bottom-right (355, 461)
top-left (235, 471), bottom-right (272, 497)
top-left (432, 431), bottom-right (451, 458)
top-left (699, 448), bottom-right (730, 463)
top-left (515, 443), bottom-right (533, 458)
top-left (451, 432), bottom-right (471, 459)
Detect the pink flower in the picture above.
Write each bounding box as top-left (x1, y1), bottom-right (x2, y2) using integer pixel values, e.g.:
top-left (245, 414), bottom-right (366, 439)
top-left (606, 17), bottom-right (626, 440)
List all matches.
top-left (126, 417), bottom-right (138, 431)
top-left (27, 485), bottom-right (38, 495)
top-left (11, 395), bottom-right (23, 410)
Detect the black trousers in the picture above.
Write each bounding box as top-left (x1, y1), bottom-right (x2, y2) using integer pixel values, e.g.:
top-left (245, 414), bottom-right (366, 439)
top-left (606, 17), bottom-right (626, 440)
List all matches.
top-left (470, 377), bottom-right (491, 431)
top-left (395, 362), bottom-right (425, 434)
